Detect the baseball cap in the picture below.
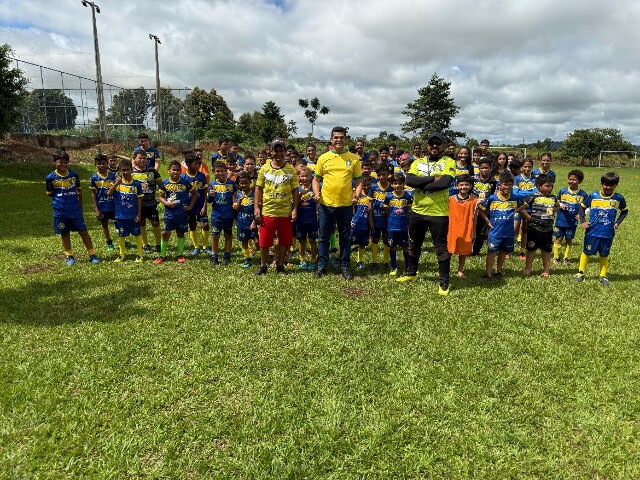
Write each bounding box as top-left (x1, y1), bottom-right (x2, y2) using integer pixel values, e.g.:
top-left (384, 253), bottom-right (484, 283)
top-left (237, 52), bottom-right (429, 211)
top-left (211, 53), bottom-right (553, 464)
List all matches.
top-left (271, 139), bottom-right (285, 148)
top-left (427, 132), bottom-right (447, 144)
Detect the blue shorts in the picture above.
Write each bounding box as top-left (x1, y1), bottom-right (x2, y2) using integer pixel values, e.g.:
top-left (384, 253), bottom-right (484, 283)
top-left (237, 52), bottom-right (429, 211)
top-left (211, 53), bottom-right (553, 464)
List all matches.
top-left (115, 219), bottom-right (141, 237)
top-left (583, 235), bottom-right (613, 257)
top-left (351, 229), bottom-right (370, 247)
top-left (487, 234), bottom-right (514, 253)
top-left (553, 225), bottom-right (577, 240)
top-left (188, 211), bottom-right (208, 224)
top-left (54, 215), bottom-right (87, 235)
top-left (371, 225), bottom-right (388, 244)
top-left (296, 222), bottom-right (319, 240)
top-left (211, 217), bottom-right (233, 236)
top-left (98, 210), bottom-right (115, 222)
top-left (163, 215), bottom-right (189, 233)
top-left (237, 227), bottom-right (258, 242)
top-left (388, 230), bottom-right (409, 248)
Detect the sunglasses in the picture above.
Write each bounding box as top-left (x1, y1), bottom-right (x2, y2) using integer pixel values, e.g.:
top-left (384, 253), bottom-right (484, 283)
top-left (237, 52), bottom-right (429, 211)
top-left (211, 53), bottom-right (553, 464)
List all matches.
top-left (428, 139), bottom-right (443, 146)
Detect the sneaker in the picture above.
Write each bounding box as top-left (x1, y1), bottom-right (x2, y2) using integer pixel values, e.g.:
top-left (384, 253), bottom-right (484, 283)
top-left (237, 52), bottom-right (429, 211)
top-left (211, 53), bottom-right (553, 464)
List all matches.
top-left (65, 256), bottom-right (76, 266)
top-left (438, 285), bottom-right (450, 296)
top-left (599, 276), bottom-right (611, 286)
top-left (202, 248), bottom-right (212, 255)
top-left (389, 268), bottom-right (398, 276)
top-left (255, 265), bottom-right (268, 275)
top-left (153, 257), bottom-right (165, 264)
top-left (307, 262), bottom-right (316, 271)
top-left (299, 261), bottom-right (309, 270)
top-left (494, 271), bottom-right (505, 278)
top-left (573, 273), bottom-right (585, 282)
top-left (396, 274), bottom-right (417, 283)
top-left (134, 255), bottom-right (143, 263)
top-left (89, 255), bottom-right (100, 264)
top-left (106, 243), bottom-right (115, 252)
top-left (315, 268), bottom-right (327, 278)
top-left (242, 258), bottom-right (252, 268)
top-left (177, 256), bottom-right (186, 264)
top-left (481, 273), bottom-right (492, 281)
top-left (113, 256), bottom-right (124, 263)
top-left (356, 262), bottom-right (366, 271)
top-left (210, 256), bottom-right (219, 266)
top-left (553, 257), bottom-right (562, 264)
top-left (190, 248), bottom-right (201, 256)
top-left (143, 244), bottom-right (154, 254)
top-left (341, 268), bottom-right (353, 280)
top-left (276, 265), bottom-right (287, 275)
top-left (563, 258), bottom-right (571, 266)
top-left (223, 257), bottom-right (230, 266)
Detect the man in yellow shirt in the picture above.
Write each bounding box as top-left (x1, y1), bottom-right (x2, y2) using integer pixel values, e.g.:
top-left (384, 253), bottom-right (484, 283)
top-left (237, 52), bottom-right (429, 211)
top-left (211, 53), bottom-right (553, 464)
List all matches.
top-left (312, 126), bottom-right (362, 279)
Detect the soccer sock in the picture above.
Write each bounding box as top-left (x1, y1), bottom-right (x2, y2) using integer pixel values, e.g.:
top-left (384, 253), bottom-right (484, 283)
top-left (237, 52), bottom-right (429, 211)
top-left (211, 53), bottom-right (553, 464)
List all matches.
top-left (152, 226), bottom-right (161, 246)
top-left (578, 253), bottom-right (588, 273)
top-left (223, 251), bottom-right (231, 260)
top-left (141, 228), bottom-right (149, 246)
top-left (202, 230), bottom-right (209, 248)
top-left (371, 244), bottom-right (379, 263)
top-left (599, 256), bottom-right (609, 277)
top-left (86, 248), bottom-right (96, 256)
top-left (135, 235), bottom-right (143, 257)
top-left (177, 237), bottom-right (185, 256)
top-left (564, 245), bottom-right (572, 259)
top-left (553, 243), bottom-right (561, 259)
top-left (330, 233), bottom-right (337, 250)
top-left (189, 230), bottom-right (199, 248)
top-left (160, 239), bottom-right (168, 258)
top-left (242, 247), bottom-right (250, 259)
top-left (384, 245), bottom-right (390, 264)
top-left (390, 249), bottom-right (397, 269)
top-left (64, 249), bottom-right (73, 257)
top-left (119, 237), bottom-right (126, 256)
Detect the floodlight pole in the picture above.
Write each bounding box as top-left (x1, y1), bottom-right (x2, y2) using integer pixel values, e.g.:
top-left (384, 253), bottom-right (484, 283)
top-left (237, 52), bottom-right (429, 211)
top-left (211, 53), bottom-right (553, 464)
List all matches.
top-left (149, 34), bottom-right (163, 160)
top-left (82, 1), bottom-right (107, 143)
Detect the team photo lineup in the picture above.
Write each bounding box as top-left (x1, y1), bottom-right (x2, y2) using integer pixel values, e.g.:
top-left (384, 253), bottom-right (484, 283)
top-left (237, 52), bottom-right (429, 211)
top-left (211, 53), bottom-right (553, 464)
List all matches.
top-left (46, 127), bottom-right (627, 295)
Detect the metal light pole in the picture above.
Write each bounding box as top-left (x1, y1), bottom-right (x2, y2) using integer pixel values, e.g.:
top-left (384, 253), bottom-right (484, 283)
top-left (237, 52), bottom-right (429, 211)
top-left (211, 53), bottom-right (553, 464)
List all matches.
top-left (81, 1), bottom-right (107, 143)
top-left (149, 34), bottom-right (163, 160)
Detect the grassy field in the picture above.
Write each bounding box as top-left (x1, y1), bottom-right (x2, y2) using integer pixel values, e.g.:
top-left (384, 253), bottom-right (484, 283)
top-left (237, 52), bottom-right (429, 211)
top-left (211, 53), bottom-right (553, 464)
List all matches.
top-left (1, 160), bottom-right (640, 478)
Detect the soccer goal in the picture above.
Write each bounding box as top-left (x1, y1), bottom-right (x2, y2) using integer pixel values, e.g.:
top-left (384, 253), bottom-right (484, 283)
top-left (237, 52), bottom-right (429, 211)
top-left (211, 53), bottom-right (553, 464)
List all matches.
top-left (598, 150), bottom-right (637, 168)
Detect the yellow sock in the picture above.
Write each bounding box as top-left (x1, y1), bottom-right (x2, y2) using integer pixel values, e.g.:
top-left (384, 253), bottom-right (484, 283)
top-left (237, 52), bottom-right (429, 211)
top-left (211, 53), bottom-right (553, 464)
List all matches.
top-left (202, 230), bottom-right (209, 248)
top-left (300, 252), bottom-right (307, 262)
top-left (64, 249), bottom-right (73, 257)
top-left (553, 243), bottom-right (561, 259)
top-left (141, 228), bottom-right (149, 246)
top-left (119, 237), bottom-right (126, 256)
top-left (599, 256), bottom-right (609, 277)
top-left (152, 225), bottom-right (161, 245)
top-left (357, 247), bottom-right (365, 263)
top-left (190, 230), bottom-right (199, 248)
top-left (564, 245), bottom-right (572, 259)
top-left (86, 248), bottom-right (96, 256)
top-left (579, 253), bottom-right (588, 273)
top-left (384, 245), bottom-right (390, 264)
top-left (135, 235), bottom-right (143, 256)
top-left (242, 247), bottom-right (250, 259)
top-left (371, 244), bottom-right (379, 263)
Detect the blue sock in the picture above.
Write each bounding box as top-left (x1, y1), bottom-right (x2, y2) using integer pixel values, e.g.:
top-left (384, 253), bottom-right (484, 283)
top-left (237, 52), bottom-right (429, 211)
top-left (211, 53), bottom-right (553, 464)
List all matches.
top-left (223, 251), bottom-right (231, 260)
top-left (212, 253), bottom-right (219, 260)
top-left (390, 249), bottom-right (397, 269)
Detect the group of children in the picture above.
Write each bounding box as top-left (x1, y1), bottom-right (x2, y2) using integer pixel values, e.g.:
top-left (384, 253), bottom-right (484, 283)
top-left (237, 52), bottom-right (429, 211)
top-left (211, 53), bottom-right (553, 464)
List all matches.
top-left (47, 137), bottom-right (628, 285)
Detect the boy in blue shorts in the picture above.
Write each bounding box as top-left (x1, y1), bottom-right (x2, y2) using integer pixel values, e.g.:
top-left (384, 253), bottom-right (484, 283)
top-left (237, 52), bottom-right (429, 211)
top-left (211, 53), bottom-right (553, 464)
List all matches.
top-left (369, 162), bottom-right (393, 268)
top-left (208, 161), bottom-right (237, 266)
top-left (233, 171), bottom-right (258, 268)
top-left (574, 172), bottom-right (627, 285)
top-left (107, 159), bottom-right (144, 262)
top-left (553, 169), bottom-right (587, 264)
top-left (46, 150), bottom-right (100, 265)
top-left (478, 172), bottom-right (527, 279)
top-left (131, 149), bottom-right (162, 254)
top-left (182, 152), bottom-right (210, 255)
top-left (90, 154), bottom-right (116, 251)
top-left (471, 157), bottom-right (497, 255)
top-left (385, 173), bottom-right (412, 276)
top-left (296, 166), bottom-right (319, 270)
top-left (154, 160), bottom-right (198, 264)
top-left (351, 176), bottom-right (374, 271)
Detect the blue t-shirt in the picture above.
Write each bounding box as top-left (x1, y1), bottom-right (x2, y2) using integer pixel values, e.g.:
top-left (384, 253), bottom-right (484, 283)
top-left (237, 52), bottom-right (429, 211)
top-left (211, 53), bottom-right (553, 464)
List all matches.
top-left (159, 177), bottom-right (195, 219)
top-left (234, 190), bottom-right (255, 230)
top-left (297, 186), bottom-right (318, 225)
top-left (385, 191), bottom-right (413, 232)
top-left (449, 164), bottom-right (475, 196)
top-left (208, 179), bottom-right (237, 219)
top-left (555, 187), bottom-right (588, 228)
top-left (133, 146), bottom-right (160, 170)
top-left (480, 193), bottom-right (524, 239)
top-left (181, 171), bottom-right (208, 214)
top-left (514, 174), bottom-right (537, 196)
top-left (90, 171), bottom-right (116, 213)
top-left (583, 191), bottom-right (627, 239)
top-left (352, 194), bottom-right (371, 232)
top-left (46, 169), bottom-right (83, 217)
top-left (369, 182), bottom-right (393, 228)
top-left (532, 168), bottom-right (556, 183)
top-left (113, 179), bottom-right (143, 220)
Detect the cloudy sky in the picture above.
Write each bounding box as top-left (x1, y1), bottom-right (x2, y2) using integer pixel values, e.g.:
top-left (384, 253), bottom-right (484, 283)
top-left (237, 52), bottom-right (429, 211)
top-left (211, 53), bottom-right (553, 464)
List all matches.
top-left (2, 0), bottom-right (640, 144)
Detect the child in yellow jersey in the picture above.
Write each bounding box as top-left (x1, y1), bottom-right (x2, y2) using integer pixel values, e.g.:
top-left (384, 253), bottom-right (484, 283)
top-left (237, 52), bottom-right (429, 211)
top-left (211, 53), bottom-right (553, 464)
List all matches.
top-left (351, 176), bottom-right (374, 271)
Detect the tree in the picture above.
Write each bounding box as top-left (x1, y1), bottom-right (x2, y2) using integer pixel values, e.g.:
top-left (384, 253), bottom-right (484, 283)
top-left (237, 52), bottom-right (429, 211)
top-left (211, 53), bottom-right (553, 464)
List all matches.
top-left (23, 89), bottom-right (78, 131)
top-left (298, 97), bottom-right (330, 137)
top-left (258, 100), bottom-right (289, 142)
top-left (0, 44), bottom-right (28, 135)
top-left (106, 87), bottom-right (150, 129)
top-left (401, 73), bottom-right (465, 142)
top-left (562, 128), bottom-right (634, 165)
top-left (151, 87), bottom-right (184, 133)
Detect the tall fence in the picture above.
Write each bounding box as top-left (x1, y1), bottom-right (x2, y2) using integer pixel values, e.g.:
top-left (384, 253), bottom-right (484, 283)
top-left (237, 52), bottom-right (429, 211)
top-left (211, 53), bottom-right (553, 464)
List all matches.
top-left (10, 57), bottom-right (194, 146)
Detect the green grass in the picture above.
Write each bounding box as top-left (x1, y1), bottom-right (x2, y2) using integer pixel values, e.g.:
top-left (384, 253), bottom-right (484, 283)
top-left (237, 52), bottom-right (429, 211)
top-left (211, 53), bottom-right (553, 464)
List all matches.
top-left (2, 162), bottom-right (640, 478)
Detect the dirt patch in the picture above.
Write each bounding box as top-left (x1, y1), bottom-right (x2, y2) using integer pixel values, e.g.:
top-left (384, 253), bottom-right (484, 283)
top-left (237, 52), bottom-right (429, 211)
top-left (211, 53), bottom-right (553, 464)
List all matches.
top-left (0, 140), bottom-right (55, 163)
top-left (342, 287), bottom-right (366, 298)
top-left (19, 263), bottom-right (55, 275)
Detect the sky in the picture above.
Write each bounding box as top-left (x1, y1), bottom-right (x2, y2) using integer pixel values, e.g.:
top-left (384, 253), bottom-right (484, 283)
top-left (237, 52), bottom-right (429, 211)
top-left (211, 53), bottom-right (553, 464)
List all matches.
top-left (2, 0), bottom-right (640, 144)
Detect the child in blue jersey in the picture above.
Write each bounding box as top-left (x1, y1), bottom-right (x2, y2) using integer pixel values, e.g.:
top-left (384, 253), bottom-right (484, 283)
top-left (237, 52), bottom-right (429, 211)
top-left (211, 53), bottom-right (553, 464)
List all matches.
top-left (449, 146), bottom-right (474, 196)
top-left (351, 176), bottom-right (374, 271)
top-left (508, 158), bottom-right (522, 178)
top-left (90, 154), bottom-right (116, 251)
top-left (296, 167), bottom-right (319, 271)
top-left (106, 159), bottom-right (144, 262)
top-left (478, 172), bottom-right (527, 279)
top-left (134, 132), bottom-right (160, 170)
top-left (369, 163), bottom-right (393, 268)
top-left (182, 153), bottom-right (210, 256)
top-left (208, 161), bottom-right (237, 266)
top-left (521, 174), bottom-right (559, 278)
top-left (233, 171), bottom-right (258, 268)
top-left (46, 151), bottom-right (100, 265)
top-left (574, 172), bottom-right (628, 285)
top-left (553, 169), bottom-right (587, 264)
top-left (471, 157), bottom-right (497, 255)
top-left (513, 156), bottom-right (537, 259)
top-left (384, 173), bottom-right (413, 276)
top-left (154, 160), bottom-right (198, 264)
top-left (532, 152), bottom-right (556, 183)
top-left (132, 150), bottom-right (162, 254)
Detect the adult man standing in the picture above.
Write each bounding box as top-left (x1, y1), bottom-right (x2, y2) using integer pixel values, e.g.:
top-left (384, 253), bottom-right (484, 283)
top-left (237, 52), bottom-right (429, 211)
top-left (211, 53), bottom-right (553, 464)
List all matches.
top-left (397, 132), bottom-right (456, 295)
top-left (313, 126), bottom-right (362, 280)
top-left (355, 138), bottom-right (369, 162)
top-left (133, 132), bottom-right (160, 171)
top-left (480, 139), bottom-right (490, 159)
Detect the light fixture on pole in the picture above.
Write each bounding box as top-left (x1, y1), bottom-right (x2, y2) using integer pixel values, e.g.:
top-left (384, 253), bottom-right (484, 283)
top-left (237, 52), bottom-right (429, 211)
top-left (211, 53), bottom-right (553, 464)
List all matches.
top-left (81, 1), bottom-right (107, 143)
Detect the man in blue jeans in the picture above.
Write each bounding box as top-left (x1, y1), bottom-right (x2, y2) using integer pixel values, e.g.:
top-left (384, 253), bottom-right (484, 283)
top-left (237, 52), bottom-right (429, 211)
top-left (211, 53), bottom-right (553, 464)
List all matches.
top-left (312, 126), bottom-right (363, 279)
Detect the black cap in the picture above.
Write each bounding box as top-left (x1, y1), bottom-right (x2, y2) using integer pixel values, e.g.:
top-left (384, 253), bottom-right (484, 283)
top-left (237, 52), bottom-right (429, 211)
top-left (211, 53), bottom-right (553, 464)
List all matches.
top-left (427, 132), bottom-right (447, 143)
top-left (271, 139), bottom-right (285, 148)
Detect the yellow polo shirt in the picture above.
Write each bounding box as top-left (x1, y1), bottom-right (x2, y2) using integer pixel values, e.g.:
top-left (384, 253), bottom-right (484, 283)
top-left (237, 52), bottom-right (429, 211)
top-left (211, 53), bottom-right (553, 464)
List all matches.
top-left (314, 150), bottom-right (362, 207)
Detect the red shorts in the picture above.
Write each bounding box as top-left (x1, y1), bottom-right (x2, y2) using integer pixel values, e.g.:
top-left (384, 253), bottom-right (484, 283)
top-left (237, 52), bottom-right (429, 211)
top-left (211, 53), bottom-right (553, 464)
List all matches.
top-left (259, 215), bottom-right (293, 248)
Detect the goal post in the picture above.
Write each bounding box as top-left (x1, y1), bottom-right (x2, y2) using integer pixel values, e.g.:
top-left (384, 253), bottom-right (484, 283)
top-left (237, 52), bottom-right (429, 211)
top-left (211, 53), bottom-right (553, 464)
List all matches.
top-left (598, 150), bottom-right (637, 168)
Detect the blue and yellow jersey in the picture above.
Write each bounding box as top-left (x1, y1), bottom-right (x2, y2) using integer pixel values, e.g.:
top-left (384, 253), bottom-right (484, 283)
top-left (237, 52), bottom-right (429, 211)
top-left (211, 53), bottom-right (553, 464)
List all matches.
top-left (479, 193), bottom-right (523, 238)
top-left (297, 186), bottom-right (317, 224)
top-left (385, 191), bottom-right (413, 232)
top-left (90, 171), bottom-right (116, 212)
top-left (113, 179), bottom-right (143, 220)
top-left (369, 182), bottom-right (393, 228)
top-left (208, 178), bottom-right (237, 219)
top-left (523, 193), bottom-right (558, 232)
top-left (181, 171), bottom-right (208, 213)
top-left (555, 187), bottom-right (588, 228)
top-left (514, 174), bottom-right (537, 195)
top-left (352, 194), bottom-right (372, 232)
top-left (532, 168), bottom-right (556, 183)
top-left (472, 175), bottom-right (497, 202)
top-left (234, 190), bottom-right (255, 230)
top-left (583, 191), bottom-right (627, 238)
top-left (133, 146), bottom-right (160, 170)
top-left (46, 169), bottom-right (82, 217)
top-left (131, 167), bottom-right (161, 207)
top-left (160, 177), bottom-right (195, 219)
top-left (449, 163), bottom-right (475, 195)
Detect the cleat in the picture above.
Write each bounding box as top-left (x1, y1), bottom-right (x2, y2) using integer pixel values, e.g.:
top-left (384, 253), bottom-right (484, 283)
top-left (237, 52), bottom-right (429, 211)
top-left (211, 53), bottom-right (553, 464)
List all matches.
top-left (106, 243), bottom-right (115, 252)
top-left (389, 268), bottom-right (398, 276)
top-left (255, 265), bottom-right (268, 275)
top-left (356, 262), bottom-right (366, 271)
top-left (89, 255), bottom-right (100, 264)
top-left (553, 257), bottom-right (562, 264)
top-left (202, 248), bottom-right (212, 255)
top-left (153, 257), bottom-right (165, 264)
top-left (396, 274), bottom-right (417, 283)
top-left (65, 256), bottom-right (76, 266)
top-left (494, 271), bottom-right (505, 278)
top-left (276, 265), bottom-right (287, 275)
top-left (481, 273), bottom-right (492, 281)
top-left (190, 248), bottom-right (201, 256)
top-left (210, 256), bottom-right (219, 266)
top-left (315, 268), bottom-right (327, 278)
top-left (134, 255), bottom-right (143, 263)
top-left (599, 276), bottom-right (611, 286)
top-left (177, 256), bottom-right (186, 264)
top-left (222, 257), bottom-right (230, 266)
top-left (307, 262), bottom-right (316, 271)
top-left (563, 258), bottom-right (571, 266)
top-left (299, 261), bottom-right (309, 270)
top-left (242, 258), bottom-right (252, 268)
top-left (143, 244), bottom-right (154, 254)
top-left (113, 256), bottom-right (124, 263)
top-left (341, 268), bottom-right (353, 280)
top-left (438, 286), bottom-right (450, 296)
top-left (573, 273), bottom-right (585, 282)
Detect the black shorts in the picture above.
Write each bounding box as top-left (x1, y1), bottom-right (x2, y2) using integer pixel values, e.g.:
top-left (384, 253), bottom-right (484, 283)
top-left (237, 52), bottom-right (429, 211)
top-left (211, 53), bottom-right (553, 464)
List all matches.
top-left (140, 204), bottom-right (159, 222)
top-left (526, 227), bottom-right (553, 252)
